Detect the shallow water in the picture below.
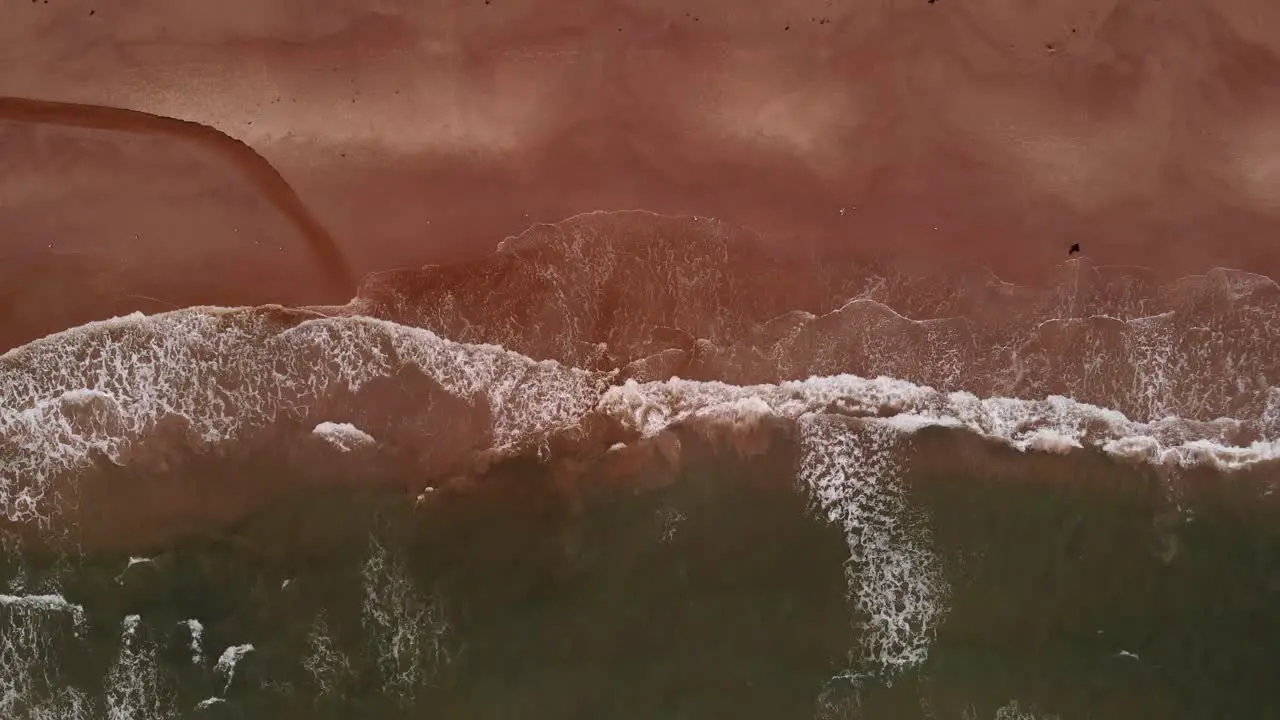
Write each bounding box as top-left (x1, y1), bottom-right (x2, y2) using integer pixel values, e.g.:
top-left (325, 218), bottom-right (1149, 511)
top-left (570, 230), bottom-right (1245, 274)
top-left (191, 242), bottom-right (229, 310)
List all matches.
top-left (3, 211), bottom-right (1279, 719)
top-left (3, 429), bottom-right (1278, 719)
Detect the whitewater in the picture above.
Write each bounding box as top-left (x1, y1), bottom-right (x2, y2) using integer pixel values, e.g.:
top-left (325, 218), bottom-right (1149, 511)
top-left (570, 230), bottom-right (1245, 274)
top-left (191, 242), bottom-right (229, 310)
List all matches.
top-left (1, 212), bottom-right (1278, 718)
top-left (2, 309), bottom-right (1277, 682)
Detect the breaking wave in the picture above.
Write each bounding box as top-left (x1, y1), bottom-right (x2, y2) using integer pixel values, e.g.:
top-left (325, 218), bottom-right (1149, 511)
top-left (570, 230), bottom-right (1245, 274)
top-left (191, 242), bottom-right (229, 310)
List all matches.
top-left (1, 210), bottom-right (1278, 717)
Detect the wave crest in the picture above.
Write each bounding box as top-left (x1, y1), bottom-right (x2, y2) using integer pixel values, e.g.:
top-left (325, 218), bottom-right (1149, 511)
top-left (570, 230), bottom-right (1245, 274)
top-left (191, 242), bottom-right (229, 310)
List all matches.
top-left (3, 210), bottom-right (1278, 683)
top-left (336, 212), bottom-right (1280, 430)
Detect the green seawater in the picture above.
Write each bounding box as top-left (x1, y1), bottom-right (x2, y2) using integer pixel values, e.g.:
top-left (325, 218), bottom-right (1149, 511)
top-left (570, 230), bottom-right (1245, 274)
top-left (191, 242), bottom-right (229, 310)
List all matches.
top-left (2, 436), bottom-right (1278, 719)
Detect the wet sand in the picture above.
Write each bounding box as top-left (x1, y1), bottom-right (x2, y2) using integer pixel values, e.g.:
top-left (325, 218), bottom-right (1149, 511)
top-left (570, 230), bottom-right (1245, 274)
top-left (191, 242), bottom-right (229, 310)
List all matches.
top-left (5, 0), bottom-right (1280, 349)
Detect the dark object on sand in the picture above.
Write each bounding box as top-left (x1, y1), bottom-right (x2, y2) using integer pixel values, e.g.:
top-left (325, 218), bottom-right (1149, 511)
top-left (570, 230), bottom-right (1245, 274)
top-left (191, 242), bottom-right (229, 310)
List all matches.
top-left (1069, 243), bottom-right (1081, 255)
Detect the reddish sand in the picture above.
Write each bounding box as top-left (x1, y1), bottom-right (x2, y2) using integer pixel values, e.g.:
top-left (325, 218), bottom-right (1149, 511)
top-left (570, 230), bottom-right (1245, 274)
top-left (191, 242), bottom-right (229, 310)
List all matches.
top-left (4, 0), bottom-right (1280, 350)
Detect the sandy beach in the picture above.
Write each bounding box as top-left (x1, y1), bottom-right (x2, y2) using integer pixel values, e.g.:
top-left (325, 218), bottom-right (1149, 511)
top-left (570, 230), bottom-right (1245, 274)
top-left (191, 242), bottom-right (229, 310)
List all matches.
top-left (5, 0), bottom-right (1280, 349)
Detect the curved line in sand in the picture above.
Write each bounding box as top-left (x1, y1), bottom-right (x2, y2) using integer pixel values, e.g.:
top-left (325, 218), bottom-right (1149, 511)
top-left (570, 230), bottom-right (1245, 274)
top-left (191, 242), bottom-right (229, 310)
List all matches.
top-left (0, 96), bottom-right (357, 298)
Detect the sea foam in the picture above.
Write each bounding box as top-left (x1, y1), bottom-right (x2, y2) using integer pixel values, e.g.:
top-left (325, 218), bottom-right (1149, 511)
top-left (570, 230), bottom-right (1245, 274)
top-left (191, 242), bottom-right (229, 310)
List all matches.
top-left (1, 301), bottom-right (1277, 684)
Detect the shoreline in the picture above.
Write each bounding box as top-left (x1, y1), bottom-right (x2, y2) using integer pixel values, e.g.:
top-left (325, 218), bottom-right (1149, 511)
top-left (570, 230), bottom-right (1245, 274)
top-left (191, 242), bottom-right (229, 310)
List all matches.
top-left (6, 408), bottom-right (1269, 557)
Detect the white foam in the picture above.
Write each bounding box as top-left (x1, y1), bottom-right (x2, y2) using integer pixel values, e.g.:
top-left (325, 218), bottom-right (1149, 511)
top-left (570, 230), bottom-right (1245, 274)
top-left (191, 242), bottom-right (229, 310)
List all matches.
top-left (302, 611), bottom-right (354, 698)
top-left (4, 311), bottom-right (1275, 530)
top-left (797, 416), bottom-right (949, 678)
top-left (179, 618), bottom-right (204, 665)
top-left (214, 643), bottom-right (255, 693)
top-left (193, 697), bottom-right (225, 712)
top-left (0, 309), bottom-right (611, 527)
top-left (115, 556), bottom-right (154, 585)
top-left (312, 421), bottom-right (376, 452)
top-left (58, 388), bottom-right (116, 405)
top-left (990, 699), bottom-right (1060, 720)
top-left (596, 374), bottom-right (1278, 679)
top-left (361, 534), bottom-right (454, 700)
top-left (655, 507), bottom-right (686, 544)
top-left (105, 615), bottom-right (176, 720)
top-left (25, 687), bottom-right (95, 720)
top-left (598, 375), bottom-right (1280, 472)
top-left (0, 593), bottom-right (85, 629)
top-left (0, 594), bottom-right (89, 718)
top-left (4, 310), bottom-right (1280, 685)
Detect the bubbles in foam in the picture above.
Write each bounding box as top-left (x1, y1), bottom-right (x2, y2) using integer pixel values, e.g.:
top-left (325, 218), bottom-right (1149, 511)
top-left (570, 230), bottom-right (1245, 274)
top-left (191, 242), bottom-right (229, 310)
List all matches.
top-left (1264, 387), bottom-right (1280, 429)
top-left (600, 376), bottom-right (1280, 471)
top-left (105, 615), bottom-right (176, 720)
top-left (0, 593), bottom-right (85, 629)
top-left (4, 215), bottom-right (1277, 718)
top-left (360, 534), bottom-right (455, 702)
top-left (1, 250), bottom-right (1278, 703)
top-left (3, 259), bottom-right (1278, 535)
top-left (179, 618), bottom-right (204, 665)
top-left (990, 699), bottom-right (1060, 720)
top-left (0, 594), bottom-right (88, 719)
top-left (356, 211), bottom-right (822, 372)
top-left (25, 687), bottom-right (94, 720)
top-left (0, 309), bottom-right (610, 528)
top-left (312, 421), bottom-right (376, 452)
top-left (213, 643), bottom-right (255, 694)
top-left (797, 416), bottom-right (949, 679)
top-left (595, 373), bottom-right (1280, 679)
top-left (814, 689), bottom-right (861, 720)
top-left (4, 302), bottom-right (1271, 559)
top-left (115, 556), bottom-right (154, 585)
top-left (347, 215), bottom-right (1280, 441)
top-left (302, 611), bottom-right (354, 699)
top-left (2, 307), bottom-right (1276, 694)
top-left (192, 697), bottom-right (225, 713)
top-left (1013, 267), bottom-right (1280, 430)
top-left (655, 506), bottom-right (686, 544)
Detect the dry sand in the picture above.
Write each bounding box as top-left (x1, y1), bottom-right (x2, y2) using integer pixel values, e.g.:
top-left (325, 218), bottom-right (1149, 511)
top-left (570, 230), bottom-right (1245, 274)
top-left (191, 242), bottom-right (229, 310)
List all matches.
top-left (4, 0), bottom-right (1280, 349)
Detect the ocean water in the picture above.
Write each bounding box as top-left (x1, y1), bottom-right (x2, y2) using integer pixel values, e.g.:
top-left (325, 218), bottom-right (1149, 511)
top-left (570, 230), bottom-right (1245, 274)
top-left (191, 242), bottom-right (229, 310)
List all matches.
top-left (2, 211), bottom-right (1279, 719)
